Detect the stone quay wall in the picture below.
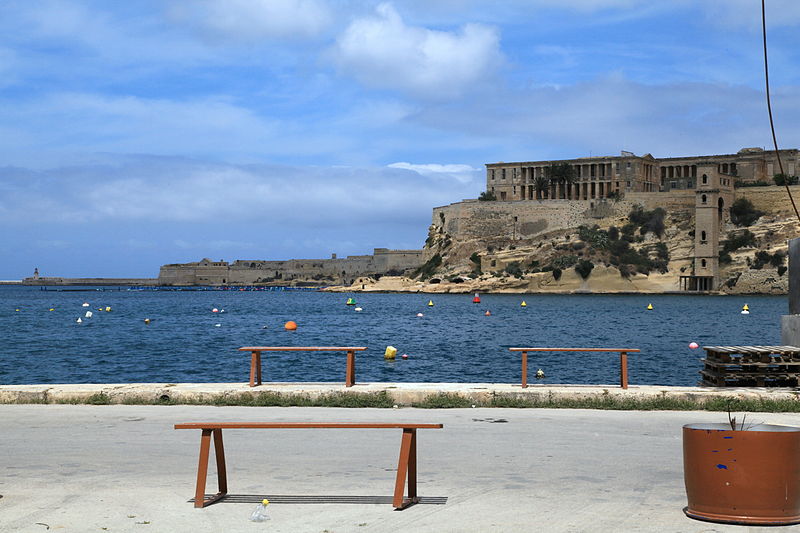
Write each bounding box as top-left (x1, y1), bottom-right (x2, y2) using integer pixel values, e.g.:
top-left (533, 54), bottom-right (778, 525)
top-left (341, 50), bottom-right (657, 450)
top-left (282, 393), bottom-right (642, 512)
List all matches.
top-left (21, 277), bottom-right (159, 286)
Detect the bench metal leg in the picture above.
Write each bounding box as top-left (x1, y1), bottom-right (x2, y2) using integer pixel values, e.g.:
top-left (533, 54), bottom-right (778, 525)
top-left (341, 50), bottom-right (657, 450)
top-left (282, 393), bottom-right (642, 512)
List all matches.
top-left (249, 351), bottom-right (262, 387)
top-left (521, 351), bottom-right (528, 388)
top-left (393, 428), bottom-right (419, 510)
top-left (193, 429), bottom-right (228, 508)
top-left (345, 350), bottom-right (356, 387)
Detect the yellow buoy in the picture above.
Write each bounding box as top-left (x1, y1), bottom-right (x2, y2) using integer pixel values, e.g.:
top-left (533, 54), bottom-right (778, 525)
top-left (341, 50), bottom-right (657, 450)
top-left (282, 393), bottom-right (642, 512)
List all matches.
top-left (521, 301), bottom-right (527, 307)
top-left (105, 306), bottom-right (111, 312)
top-left (427, 300), bottom-right (434, 307)
top-left (49, 308), bottom-right (54, 311)
top-left (647, 303), bottom-right (653, 310)
top-left (384, 346), bottom-right (397, 360)
top-left (144, 318), bottom-right (151, 325)
top-left (743, 304), bottom-right (749, 311)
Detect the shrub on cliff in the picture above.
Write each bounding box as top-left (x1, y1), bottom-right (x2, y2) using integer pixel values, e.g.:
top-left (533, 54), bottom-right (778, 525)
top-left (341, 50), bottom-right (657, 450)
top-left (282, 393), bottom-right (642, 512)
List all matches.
top-left (478, 191), bottom-right (497, 201)
top-left (730, 198), bottom-right (764, 227)
top-left (575, 259), bottom-right (594, 279)
top-left (774, 173), bottom-right (799, 186)
top-left (413, 253), bottom-right (442, 280)
top-left (552, 268), bottom-right (562, 281)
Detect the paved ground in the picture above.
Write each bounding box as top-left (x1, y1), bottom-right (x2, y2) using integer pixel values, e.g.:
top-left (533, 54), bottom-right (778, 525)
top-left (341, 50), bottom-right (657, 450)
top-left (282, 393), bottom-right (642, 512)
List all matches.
top-left (3, 405), bottom-right (800, 533)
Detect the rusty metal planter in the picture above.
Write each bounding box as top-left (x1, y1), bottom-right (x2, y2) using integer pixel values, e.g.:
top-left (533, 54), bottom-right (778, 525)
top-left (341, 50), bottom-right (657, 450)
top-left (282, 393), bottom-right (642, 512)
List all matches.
top-left (683, 423), bottom-right (800, 525)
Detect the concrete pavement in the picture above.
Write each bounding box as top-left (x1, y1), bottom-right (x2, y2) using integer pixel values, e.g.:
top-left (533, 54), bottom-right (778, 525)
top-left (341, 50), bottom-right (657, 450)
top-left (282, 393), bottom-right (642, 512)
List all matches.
top-left (3, 405), bottom-right (800, 532)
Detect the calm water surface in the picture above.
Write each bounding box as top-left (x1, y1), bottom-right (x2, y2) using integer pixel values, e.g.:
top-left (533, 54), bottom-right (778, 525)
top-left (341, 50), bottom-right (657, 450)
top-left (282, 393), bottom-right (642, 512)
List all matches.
top-left (0, 287), bottom-right (787, 386)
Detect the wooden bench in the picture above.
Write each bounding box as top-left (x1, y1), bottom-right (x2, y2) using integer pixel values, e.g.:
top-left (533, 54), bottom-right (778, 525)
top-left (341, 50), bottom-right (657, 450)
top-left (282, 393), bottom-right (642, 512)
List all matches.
top-left (509, 347), bottom-right (640, 388)
top-left (239, 346), bottom-right (367, 387)
top-left (175, 422), bottom-right (443, 510)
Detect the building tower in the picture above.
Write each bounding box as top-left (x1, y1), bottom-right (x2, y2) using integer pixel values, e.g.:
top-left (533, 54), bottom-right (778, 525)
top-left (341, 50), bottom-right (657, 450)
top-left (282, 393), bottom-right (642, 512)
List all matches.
top-left (681, 164), bottom-right (734, 291)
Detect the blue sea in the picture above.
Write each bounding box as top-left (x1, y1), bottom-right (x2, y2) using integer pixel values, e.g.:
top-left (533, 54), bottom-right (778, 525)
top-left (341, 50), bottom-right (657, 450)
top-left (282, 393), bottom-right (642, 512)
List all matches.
top-left (0, 286), bottom-right (788, 387)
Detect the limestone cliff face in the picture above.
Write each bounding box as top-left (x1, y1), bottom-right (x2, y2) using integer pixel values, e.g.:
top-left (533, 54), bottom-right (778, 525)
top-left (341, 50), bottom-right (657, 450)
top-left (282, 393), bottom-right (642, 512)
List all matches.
top-left (330, 186), bottom-right (800, 295)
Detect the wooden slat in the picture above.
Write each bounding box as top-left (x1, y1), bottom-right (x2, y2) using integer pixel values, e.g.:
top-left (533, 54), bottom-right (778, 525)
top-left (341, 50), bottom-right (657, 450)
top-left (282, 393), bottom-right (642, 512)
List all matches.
top-left (508, 348), bottom-right (640, 353)
top-left (176, 423), bottom-right (444, 430)
top-left (239, 347), bottom-right (367, 352)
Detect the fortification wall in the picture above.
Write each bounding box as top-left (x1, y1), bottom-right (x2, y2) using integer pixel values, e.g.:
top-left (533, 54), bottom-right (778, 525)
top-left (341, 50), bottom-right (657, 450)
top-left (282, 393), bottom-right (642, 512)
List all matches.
top-left (738, 185), bottom-right (800, 215)
top-left (22, 277), bottom-right (158, 286)
top-left (158, 248), bottom-right (425, 286)
top-left (432, 191), bottom-right (696, 242)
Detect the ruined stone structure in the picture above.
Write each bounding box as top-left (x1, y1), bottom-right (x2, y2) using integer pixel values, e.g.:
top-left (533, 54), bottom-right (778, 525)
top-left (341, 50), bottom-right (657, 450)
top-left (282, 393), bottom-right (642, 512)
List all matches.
top-left (680, 165), bottom-right (734, 291)
top-left (486, 147), bottom-right (798, 201)
top-left (157, 248), bottom-right (424, 286)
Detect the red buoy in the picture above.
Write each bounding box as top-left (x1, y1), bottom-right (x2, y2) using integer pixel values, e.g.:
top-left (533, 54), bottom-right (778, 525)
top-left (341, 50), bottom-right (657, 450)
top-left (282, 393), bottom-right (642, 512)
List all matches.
top-left (472, 293), bottom-right (481, 304)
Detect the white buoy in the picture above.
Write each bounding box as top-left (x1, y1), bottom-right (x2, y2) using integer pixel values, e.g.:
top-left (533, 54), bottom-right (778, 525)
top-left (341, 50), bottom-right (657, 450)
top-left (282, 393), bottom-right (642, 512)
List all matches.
top-left (214, 323), bottom-right (221, 327)
top-left (354, 307), bottom-right (363, 312)
top-left (85, 311), bottom-right (93, 318)
top-left (741, 310), bottom-right (750, 315)
top-left (81, 303), bottom-right (89, 307)
top-left (416, 313), bottom-right (424, 317)
top-left (76, 317), bottom-right (82, 323)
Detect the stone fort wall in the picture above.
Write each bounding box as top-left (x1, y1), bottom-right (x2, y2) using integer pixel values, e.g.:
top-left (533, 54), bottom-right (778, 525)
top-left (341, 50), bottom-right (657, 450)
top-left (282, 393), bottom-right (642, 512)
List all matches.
top-left (431, 190), bottom-right (697, 242)
top-left (157, 248), bottom-right (425, 286)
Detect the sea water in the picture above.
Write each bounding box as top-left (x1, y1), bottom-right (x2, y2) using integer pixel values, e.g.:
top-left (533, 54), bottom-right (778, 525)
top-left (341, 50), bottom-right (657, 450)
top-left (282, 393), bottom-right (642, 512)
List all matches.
top-left (0, 287), bottom-right (786, 386)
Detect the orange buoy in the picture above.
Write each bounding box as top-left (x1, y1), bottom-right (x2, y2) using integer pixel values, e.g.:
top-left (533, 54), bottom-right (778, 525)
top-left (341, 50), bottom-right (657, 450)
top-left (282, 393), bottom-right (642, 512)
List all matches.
top-left (484, 310), bottom-right (491, 316)
top-left (284, 321), bottom-right (298, 331)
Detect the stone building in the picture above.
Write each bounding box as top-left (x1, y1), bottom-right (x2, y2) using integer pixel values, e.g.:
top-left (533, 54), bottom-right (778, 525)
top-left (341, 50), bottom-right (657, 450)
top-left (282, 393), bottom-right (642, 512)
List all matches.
top-left (486, 147), bottom-right (799, 201)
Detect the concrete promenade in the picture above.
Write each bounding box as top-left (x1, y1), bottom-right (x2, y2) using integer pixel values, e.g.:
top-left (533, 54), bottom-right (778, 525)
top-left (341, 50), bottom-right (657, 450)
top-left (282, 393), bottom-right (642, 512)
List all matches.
top-left (4, 404), bottom-right (800, 532)
top-left (1, 382), bottom-right (800, 405)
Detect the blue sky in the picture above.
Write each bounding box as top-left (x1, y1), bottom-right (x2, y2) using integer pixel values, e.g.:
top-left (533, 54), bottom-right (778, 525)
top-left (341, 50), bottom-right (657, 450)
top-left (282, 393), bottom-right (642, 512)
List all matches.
top-left (1, 0), bottom-right (799, 278)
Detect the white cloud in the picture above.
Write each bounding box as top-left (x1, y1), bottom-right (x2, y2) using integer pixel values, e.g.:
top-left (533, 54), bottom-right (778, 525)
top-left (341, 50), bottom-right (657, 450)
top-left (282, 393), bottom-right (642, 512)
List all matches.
top-left (330, 3), bottom-right (502, 99)
top-left (168, 0), bottom-right (332, 41)
top-left (388, 162), bottom-right (481, 183)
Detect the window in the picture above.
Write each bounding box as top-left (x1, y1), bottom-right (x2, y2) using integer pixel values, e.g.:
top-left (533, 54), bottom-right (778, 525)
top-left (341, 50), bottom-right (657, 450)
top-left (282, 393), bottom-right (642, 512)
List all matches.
top-left (502, 169), bottom-right (506, 179)
top-left (701, 194), bottom-right (707, 204)
top-left (701, 259), bottom-right (707, 268)
top-left (500, 191), bottom-right (507, 200)
top-left (702, 174), bottom-right (707, 184)
top-left (670, 181), bottom-right (677, 189)
top-left (491, 170), bottom-right (495, 180)
top-left (627, 162), bottom-right (631, 169)
top-left (687, 180), bottom-right (693, 189)
top-left (700, 231), bottom-right (707, 242)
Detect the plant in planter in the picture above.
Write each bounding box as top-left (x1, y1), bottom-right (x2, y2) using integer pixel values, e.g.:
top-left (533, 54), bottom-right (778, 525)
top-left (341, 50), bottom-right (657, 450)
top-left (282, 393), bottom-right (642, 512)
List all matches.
top-left (683, 406), bottom-right (800, 525)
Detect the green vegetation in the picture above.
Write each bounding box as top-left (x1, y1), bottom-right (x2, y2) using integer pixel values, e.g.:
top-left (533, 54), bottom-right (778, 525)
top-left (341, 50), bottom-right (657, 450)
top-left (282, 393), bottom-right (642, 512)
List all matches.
top-left (11, 390), bottom-right (800, 412)
top-left (504, 261), bottom-right (524, 278)
top-left (478, 190), bottom-right (497, 201)
top-left (773, 173), bottom-right (799, 186)
top-left (469, 252), bottom-right (482, 275)
top-left (574, 259), bottom-right (594, 279)
top-left (552, 254), bottom-right (578, 269)
top-left (719, 230), bottom-right (757, 264)
top-left (628, 206), bottom-right (666, 237)
top-left (552, 267), bottom-right (562, 281)
top-left (751, 250), bottom-right (785, 270)
top-left (413, 253), bottom-right (442, 280)
top-left (730, 198), bottom-right (764, 227)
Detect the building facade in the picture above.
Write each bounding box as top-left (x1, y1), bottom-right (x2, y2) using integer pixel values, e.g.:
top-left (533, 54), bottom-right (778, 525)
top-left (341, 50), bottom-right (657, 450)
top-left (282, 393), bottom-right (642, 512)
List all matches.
top-left (486, 147), bottom-right (799, 201)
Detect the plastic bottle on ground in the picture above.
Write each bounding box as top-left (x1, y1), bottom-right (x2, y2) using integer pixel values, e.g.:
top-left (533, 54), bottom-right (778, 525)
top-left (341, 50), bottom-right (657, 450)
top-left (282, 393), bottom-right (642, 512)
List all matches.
top-left (250, 499), bottom-right (270, 522)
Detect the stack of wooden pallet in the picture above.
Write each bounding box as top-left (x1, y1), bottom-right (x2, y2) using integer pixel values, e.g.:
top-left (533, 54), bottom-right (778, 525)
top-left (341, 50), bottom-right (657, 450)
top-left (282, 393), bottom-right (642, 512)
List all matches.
top-left (701, 345), bottom-right (800, 387)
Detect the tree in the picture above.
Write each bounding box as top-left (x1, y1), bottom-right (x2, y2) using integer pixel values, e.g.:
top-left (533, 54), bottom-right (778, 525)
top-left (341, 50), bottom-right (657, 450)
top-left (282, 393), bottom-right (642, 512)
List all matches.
top-left (478, 191), bottom-right (497, 201)
top-left (774, 173), bottom-right (799, 186)
top-left (545, 163), bottom-right (577, 199)
top-left (533, 175), bottom-right (549, 199)
top-left (730, 198), bottom-right (764, 227)
top-left (575, 259), bottom-right (594, 279)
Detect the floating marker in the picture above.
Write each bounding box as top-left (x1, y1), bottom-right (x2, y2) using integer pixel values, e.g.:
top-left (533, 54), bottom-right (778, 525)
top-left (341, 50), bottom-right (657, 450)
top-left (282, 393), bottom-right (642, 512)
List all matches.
top-left (220, 309), bottom-right (225, 313)
top-left (646, 303), bottom-right (653, 310)
top-left (472, 294), bottom-right (481, 304)
top-left (689, 342), bottom-right (699, 349)
top-left (82, 303), bottom-right (89, 307)
top-left (354, 307), bottom-right (363, 312)
top-left (743, 304), bottom-right (750, 311)
top-left (85, 311), bottom-right (93, 318)
top-left (105, 306), bottom-right (111, 312)
top-left (15, 308), bottom-right (19, 312)
top-left (284, 320), bottom-right (298, 331)
top-left (741, 309), bottom-right (750, 315)
top-left (214, 323), bottom-right (221, 327)
top-left (427, 300), bottom-right (434, 307)
top-left (416, 313), bottom-right (424, 317)
top-left (401, 353), bottom-right (409, 359)
top-left (384, 346), bottom-right (397, 360)
top-left (485, 310), bottom-right (491, 316)
top-left (521, 301), bottom-right (527, 307)
top-left (76, 317), bottom-right (82, 324)
top-left (49, 308), bottom-right (54, 312)
top-left (144, 318), bottom-right (151, 325)
top-left (346, 298), bottom-right (356, 306)
top-left (536, 369), bottom-right (545, 379)
top-left (212, 308), bottom-right (219, 313)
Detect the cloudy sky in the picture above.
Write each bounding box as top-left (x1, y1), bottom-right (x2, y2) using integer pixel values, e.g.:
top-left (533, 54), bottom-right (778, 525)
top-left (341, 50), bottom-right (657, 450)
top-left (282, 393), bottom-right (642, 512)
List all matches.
top-left (1, 0), bottom-right (799, 278)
